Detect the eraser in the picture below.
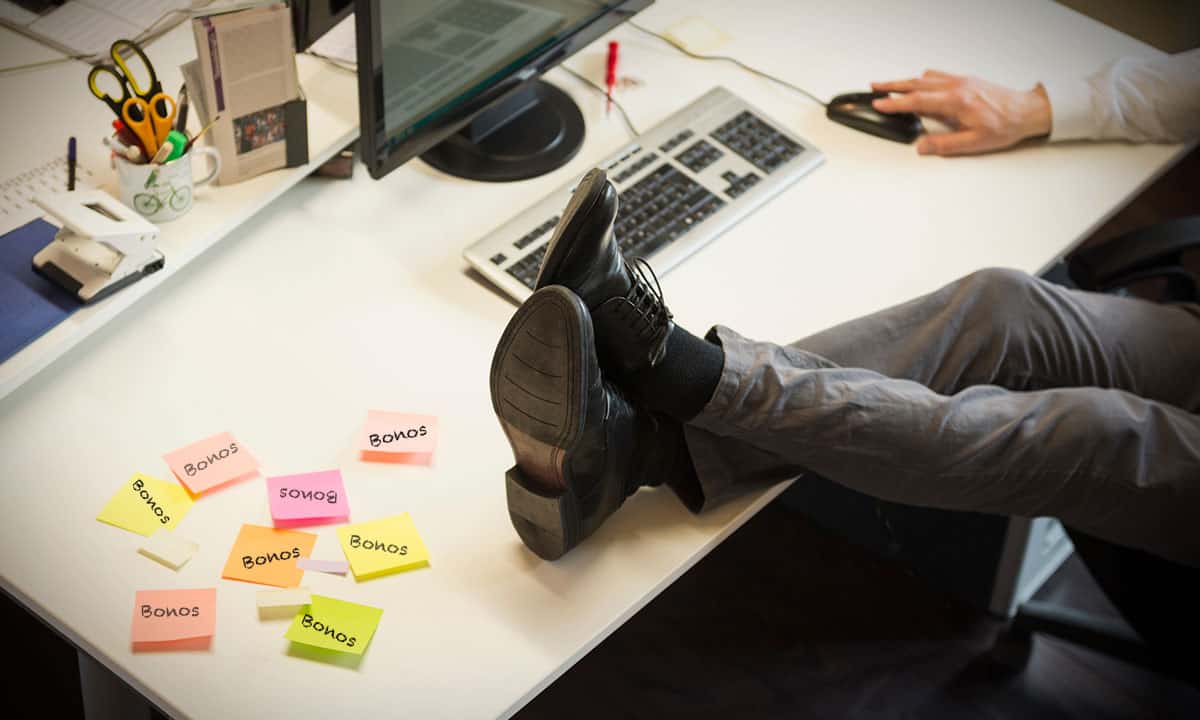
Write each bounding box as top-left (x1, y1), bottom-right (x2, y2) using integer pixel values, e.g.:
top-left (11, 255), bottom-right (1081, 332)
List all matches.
top-left (138, 529), bottom-right (199, 570)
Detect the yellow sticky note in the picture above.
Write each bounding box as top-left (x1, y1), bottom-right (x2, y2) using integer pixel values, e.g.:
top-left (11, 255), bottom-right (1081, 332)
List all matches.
top-left (285, 595), bottom-right (382, 656)
top-left (97, 473), bottom-right (194, 537)
top-left (336, 513), bottom-right (430, 580)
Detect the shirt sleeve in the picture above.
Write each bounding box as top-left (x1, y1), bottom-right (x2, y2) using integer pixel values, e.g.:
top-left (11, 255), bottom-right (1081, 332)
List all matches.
top-left (1042, 48), bottom-right (1200, 143)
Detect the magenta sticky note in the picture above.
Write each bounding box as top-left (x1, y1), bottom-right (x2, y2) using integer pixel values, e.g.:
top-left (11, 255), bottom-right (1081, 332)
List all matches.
top-left (163, 432), bottom-right (259, 495)
top-left (359, 411), bottom-right (438, 463)
top-left (267, 470), bottom-right (349, 526)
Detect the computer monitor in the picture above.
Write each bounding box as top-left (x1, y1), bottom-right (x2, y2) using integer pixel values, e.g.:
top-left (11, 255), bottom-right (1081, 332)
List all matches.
top-left (354, 0), bottom-right (652, 182)
top-left (293, 0), bottom-right (354, 52)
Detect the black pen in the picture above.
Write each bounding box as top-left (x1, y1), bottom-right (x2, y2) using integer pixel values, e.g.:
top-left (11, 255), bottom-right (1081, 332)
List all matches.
top-left (175, 84), bottom-right (189, 133)
top-left (67, 136), bottom-right (76, 191)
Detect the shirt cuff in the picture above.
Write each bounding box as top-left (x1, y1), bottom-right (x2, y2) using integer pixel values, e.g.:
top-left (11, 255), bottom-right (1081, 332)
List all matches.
top-left (1042, 76), bottom-right (1096, 142)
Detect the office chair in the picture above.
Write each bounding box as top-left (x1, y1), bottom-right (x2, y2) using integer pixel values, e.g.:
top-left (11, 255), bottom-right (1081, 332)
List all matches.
top-left (999, 216), bottom-right (1200, 685)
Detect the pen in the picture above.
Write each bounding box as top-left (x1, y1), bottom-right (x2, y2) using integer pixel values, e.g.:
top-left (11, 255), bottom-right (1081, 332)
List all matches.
top-left (113, 119), bottom-right (144, 155)
top-left (605, 41), bottom-right (619, 115)
top-left (175, 84), bottom-right (189, 133)
top-left (67, 136), bottom-right (76, 191)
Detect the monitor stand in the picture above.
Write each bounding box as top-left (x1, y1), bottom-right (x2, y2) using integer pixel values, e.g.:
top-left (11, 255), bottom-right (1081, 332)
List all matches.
top-left (420, 80), bottom-right (585, 183)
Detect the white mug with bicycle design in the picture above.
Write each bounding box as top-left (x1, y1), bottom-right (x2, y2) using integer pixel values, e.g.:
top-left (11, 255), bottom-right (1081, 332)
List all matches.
top-left (115, 146), bottom-right (221, 223)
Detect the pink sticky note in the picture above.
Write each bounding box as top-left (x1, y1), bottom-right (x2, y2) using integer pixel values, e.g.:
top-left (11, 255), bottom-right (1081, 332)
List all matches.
top-left (131, 588), bottom-right (216, 651)
top-left (359, 411), bottom-right (438, 463)
top-left (267, 470), bottom-right (349, 527)
top-left (296, 558), bottom-right (349, 575)
top-left (163, 432), bottom-right (259, 495)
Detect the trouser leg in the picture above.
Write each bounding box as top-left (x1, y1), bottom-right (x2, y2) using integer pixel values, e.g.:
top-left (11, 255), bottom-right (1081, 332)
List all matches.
top-left (678, 269), bottom-right (1200, 567)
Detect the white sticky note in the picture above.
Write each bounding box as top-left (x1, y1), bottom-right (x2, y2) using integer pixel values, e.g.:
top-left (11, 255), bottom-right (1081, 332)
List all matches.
top-left (257, 588), bottom-right (312, 619)
top-left (664, 17), bottom-right (732, 55)
top-left (296, 558), bottom-right (349, 575)
top-left (138, 529), bottom-right (199, 570)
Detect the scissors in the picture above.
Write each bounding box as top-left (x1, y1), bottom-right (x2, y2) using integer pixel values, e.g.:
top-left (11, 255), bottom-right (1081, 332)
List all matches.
top-left (87, 39), bottom-right (177, 153)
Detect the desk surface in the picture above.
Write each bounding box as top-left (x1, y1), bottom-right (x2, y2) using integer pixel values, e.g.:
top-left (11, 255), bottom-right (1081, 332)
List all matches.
top-left (0, 1), bottom-right (1187, 718)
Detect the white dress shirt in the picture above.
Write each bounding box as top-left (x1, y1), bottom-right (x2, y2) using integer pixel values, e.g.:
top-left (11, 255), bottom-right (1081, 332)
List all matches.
top-left (1042, 48), bottom-right (1200, 143)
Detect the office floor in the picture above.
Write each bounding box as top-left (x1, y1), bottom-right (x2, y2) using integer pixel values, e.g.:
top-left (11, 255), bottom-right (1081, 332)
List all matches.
top-left (8, 146), bottom-right (1198, 720)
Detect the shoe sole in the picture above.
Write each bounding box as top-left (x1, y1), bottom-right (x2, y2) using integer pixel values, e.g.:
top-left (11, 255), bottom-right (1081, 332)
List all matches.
top-left (490, 286), bottom-right (595, 560)
top-left (535, 168), bottom-right (608, 290)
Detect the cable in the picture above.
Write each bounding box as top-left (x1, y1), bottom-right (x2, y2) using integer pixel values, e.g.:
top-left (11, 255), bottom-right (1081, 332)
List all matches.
top-left (627, 20), bottom-right (828, 108)
top-left (560, 64), bottom-right (642, 138)
top-left (303, 50), bottom-right (357, 73)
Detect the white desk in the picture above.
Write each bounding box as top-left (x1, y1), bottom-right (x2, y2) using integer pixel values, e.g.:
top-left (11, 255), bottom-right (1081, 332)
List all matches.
top-left (0, 1), bottom-right (1188, 718)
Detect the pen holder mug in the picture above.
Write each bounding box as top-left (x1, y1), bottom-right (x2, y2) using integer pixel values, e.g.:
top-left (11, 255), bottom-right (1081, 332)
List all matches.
top-left (116, 146), bottom-right (221, 223)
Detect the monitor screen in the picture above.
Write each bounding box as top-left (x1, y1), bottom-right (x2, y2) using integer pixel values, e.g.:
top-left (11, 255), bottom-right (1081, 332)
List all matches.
top-left (357, 0), bottom-right (651, 179)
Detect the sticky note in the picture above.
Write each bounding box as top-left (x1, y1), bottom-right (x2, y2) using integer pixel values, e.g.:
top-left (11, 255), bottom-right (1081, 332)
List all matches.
top-left (257, 588), bottom-right (311, 619)
top-left (139, 529), bottom-right (199, 570)
top-left (131, 588), bottom-right (216, 651)
top-left (358, 411), bottom-right (437, 463)
top-left (337, 513), bottom-right (430, 580)
top-left (285, 595), bottom-right (382, 656)
top-left (97, 473), bottom-right (194, 537)
top-left (221, 524), bottom-right (317, 588)
top-left (163, 431), bottom-right (259, 494)
top-left (267, 470), bottom-right (349, 527)
top-left (665, 17), bottom-right (732, 54)
top-left (296, 558), bottom-right (349, 575)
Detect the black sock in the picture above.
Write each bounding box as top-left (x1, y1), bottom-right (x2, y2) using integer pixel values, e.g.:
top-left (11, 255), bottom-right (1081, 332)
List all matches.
top-left (625, 325), bottom-right (724, 422)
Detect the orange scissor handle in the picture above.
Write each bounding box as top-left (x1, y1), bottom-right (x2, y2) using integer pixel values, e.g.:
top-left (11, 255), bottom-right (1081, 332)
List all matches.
top-left (122, 98), bottom-right (159, 156)
top-left (146, 92), bottom-right (178, 147)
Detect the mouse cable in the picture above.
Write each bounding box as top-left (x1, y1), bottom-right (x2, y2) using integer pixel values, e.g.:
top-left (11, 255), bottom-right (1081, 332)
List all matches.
top-left (560, 64), bottom-right (643, 138)
top-left (626, 21), bottom-right (828, 108)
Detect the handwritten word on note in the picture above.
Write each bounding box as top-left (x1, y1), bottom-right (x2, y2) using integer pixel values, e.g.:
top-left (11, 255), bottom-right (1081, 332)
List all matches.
top-left (285, 595), bottom-right (382, 655)
top-left (358, 411), bottom-right (438, 463)
top-left (267, 470), bottom-right (349, 527)
top-left (336, 513), bottom-right (430, 580)
top-left (97, 473), bottom-right (194, 536)
top-left (221, 524), bottom-right (316, 588)
top-left (163, 431), bottom-right (259, 494)
top-left (131, 588), bottom-right (216, 651)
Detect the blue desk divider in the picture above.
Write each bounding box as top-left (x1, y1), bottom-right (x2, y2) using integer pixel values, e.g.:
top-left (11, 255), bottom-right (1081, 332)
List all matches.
top-left (0, 218), bottom-right (81, 364)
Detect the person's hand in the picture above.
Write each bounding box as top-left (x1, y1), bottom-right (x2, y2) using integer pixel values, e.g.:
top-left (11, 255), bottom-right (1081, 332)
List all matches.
top-left (870, 70), bottom-right (1052, 156)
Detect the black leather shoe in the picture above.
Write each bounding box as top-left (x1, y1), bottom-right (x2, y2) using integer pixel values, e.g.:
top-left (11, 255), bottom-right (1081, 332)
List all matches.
top-left (490, 285), bottom-right (692, 560)
top-left (536, 168), bottom-right (675, 377)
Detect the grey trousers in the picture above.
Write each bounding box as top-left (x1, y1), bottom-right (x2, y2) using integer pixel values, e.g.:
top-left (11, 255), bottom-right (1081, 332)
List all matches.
top-left (682, 268), bottom-right (1200, 567)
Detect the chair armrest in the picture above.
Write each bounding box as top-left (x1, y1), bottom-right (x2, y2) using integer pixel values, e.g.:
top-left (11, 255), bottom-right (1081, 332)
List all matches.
top-left (1068, 216), bottom-right (1200, 293)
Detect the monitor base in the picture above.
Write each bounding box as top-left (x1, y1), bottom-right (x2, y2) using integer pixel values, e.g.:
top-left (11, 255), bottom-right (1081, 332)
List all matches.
top-left (420, 80), bottom-right (585, 183)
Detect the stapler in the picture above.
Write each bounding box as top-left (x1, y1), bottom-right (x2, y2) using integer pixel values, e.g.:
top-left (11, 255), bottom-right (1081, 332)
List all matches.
top-left (32, 189), bottom-right (164, 304)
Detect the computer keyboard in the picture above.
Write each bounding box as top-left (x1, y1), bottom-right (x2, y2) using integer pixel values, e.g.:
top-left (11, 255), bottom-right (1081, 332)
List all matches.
top-left (463, 86), bottom-right (824, 301)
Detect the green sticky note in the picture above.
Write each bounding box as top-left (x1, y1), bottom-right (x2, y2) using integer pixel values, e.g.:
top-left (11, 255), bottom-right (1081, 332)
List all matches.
top-left (285, 595), bottom-right (382, 656)
top-left (97, 473), bottom-right (194, 537)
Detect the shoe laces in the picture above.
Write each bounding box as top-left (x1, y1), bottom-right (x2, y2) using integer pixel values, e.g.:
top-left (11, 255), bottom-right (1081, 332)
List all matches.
top-left (612, 258), bottom-right (673, 366)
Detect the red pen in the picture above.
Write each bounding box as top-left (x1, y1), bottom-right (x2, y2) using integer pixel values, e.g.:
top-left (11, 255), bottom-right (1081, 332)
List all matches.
top-left (112, 119), bottom-right (144, 155)
top-left (605, 41), bottom-right (619, 115)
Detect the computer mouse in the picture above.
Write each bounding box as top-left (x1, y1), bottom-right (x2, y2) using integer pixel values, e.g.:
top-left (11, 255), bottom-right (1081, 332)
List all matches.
top-left (826, 91), bottom-right (923, 144)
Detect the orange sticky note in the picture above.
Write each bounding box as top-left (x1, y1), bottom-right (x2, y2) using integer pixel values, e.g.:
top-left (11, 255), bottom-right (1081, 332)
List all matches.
top-left (221, 524), bottom-right (316, 588)
top-left (131, 588), bottom-right (216, 651)
top-left (163, 431), bottom-right (259, 494)
top-left (359, 411), bottom-right (438, 463)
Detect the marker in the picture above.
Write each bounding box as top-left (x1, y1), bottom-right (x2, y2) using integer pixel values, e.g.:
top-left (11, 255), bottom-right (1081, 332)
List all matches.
top-left (175, 84), bottom-right (189, 133)
top-left (67, 136), bottom-right (76, 191)
top-left (605, 41), bottom-right (619, 115)
top-left (150, 140), bottom-right (174, 165)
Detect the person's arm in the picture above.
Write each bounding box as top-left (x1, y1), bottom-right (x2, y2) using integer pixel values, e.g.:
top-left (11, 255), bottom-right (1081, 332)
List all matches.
top-left (1042, 48), bottom-right (1200, 143)
top-left (870, 49), bottom-right (1200, 156)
